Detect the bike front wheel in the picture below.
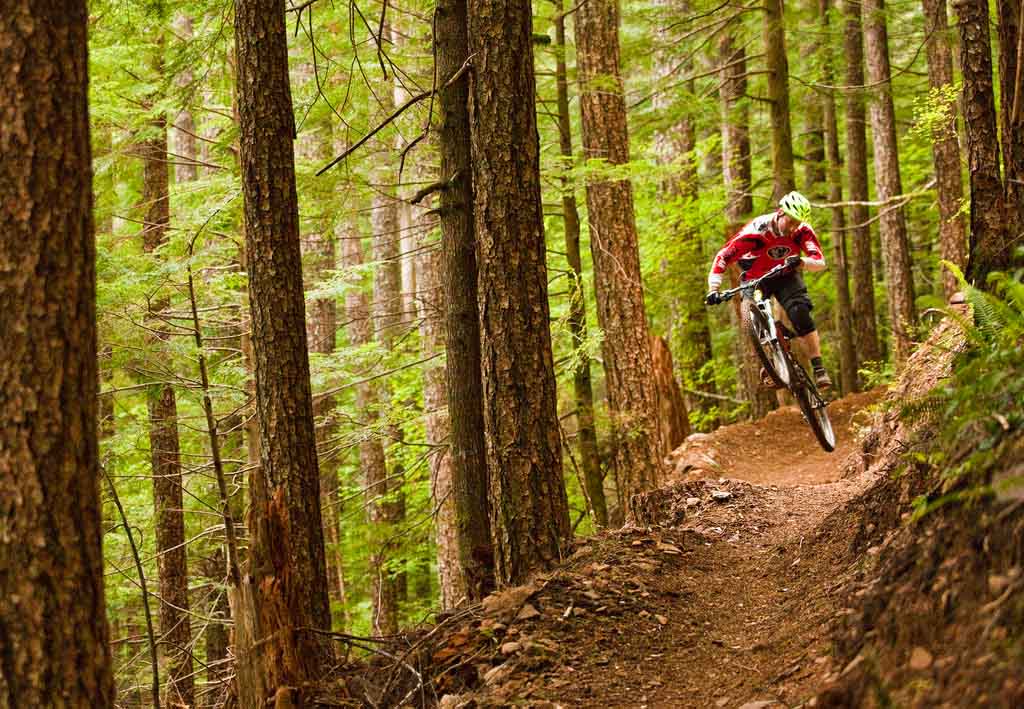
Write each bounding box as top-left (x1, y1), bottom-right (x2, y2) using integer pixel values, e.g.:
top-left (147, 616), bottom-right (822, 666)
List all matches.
top-left (792, 370), bottom-right (836, 452)
top-left (742, 300), bottom-right (790, 388)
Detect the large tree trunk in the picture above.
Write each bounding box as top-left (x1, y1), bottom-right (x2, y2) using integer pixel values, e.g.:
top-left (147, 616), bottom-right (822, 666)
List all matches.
top-left (575, 0), bottom-right (663, 505)
top-left (436, 0), bottom-right (494, 600)
top-left (720, 29), bottom-right (777, 418)
top-left (141, 54), bottom-right (195, 704)
top-left (653, 0), bottom-right (716, 428)
top-left (922, 0), bottom-right (967, 298)
top-left (650, 335), bottom-right (690, 455)
top-left (765, 0), bottom-right (797, 199)
top-left (864, 0), bottom-right (917, 363)
top-left (417, 224), bottom-right (463, 609)
top-left (996, 0), bottom-right (1024, 227)
top-left (822, 0), bottom-right (859, 395)
top-left (368, 47), bottom-right (404, 630)
top-left (555, 0), bottom-right (607, 526)
top-left (995, 0), bottom-right (1024, 275)
top-left (0, 2), bottom-right (115, 704)
top-left (295, 67), bottom-right (345, 629)
top-left (340, 226), bottom-right (397, 635)
top-left (467, 0), bottom-right (571, 585)
top-left (843, 0), bottom-right (882, 365)
top-left (956, 0), bottom-right (1015, 284)
top-left (233, 0), bottom-right (332, 696)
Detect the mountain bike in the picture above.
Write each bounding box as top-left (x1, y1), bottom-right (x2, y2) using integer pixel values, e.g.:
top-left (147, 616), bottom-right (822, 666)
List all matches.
top-left (708, 264), bottom-right (836, 452)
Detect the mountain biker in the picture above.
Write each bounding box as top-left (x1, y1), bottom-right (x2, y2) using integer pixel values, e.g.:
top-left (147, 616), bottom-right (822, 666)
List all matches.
top-left (704, 191), bottom-right (832, 390)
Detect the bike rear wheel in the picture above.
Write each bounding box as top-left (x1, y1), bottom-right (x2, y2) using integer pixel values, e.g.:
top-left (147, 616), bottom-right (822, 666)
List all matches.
top-left (742, 300), bottom-right (790, 387)
top-left (790, 363), bottom-right (836, 452)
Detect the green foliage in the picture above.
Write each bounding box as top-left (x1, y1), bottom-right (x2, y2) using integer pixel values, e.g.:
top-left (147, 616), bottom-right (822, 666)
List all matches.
top-left (908, 266), bottom-right (1024, 519)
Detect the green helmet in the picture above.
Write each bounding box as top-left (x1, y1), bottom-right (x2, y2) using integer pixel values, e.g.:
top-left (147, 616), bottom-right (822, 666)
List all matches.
top-left (779, 190), bottom-right (812, 223)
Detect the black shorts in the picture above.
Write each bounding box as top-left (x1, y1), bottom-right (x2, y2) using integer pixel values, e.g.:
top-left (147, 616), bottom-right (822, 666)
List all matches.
top-left (751, 271), bottom-right (815, 334)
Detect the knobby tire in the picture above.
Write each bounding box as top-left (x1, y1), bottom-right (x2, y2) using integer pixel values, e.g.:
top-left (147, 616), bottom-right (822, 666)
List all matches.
top-left (789, 360), bottom-right (836, 452)
top-left (742, 300), bottom-right (789, 388)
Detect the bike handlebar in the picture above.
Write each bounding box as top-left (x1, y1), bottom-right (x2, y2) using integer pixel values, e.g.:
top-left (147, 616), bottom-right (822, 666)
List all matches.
top-left (707, 263), bottom-right (788, 305)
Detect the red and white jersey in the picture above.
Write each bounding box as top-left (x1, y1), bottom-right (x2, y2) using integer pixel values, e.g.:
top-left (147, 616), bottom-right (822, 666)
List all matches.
top-left (708, 213), bottom-right (825, 290)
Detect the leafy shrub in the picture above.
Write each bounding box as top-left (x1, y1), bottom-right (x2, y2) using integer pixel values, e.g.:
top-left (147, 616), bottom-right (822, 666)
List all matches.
top-left (908, 264), bottom-right (1024, 518)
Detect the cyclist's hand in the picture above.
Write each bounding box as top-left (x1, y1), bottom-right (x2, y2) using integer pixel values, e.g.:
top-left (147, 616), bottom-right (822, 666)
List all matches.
top-left (785, 255), bottom-right (802, 269)
top-left (705, 291), bottom-right (722, 306)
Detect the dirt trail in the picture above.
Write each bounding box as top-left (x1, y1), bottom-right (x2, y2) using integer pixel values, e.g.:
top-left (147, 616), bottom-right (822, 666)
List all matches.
top-left (443, 390), bottom-right (886, 709)
top-left (554, 391), bottom-right (883, 708)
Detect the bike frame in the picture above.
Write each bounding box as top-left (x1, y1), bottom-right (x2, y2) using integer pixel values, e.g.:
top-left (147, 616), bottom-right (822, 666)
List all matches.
top-left (710, 264), bottom-right (836, 451)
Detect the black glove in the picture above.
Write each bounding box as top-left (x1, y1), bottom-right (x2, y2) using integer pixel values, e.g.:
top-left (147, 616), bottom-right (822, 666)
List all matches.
top-left (705, 291), bottom-right (722, 306)
top-left (785, 255), bottom-right (802, 269)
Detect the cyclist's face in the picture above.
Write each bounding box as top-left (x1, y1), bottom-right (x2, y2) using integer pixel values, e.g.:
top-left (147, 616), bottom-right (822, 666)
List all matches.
top-left (777, 211), bottom-right (799, 236)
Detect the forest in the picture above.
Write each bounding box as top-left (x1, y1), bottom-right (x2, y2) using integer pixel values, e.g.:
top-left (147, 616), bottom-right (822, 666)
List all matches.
top-left (1, 0), bottom-right (1023, 706)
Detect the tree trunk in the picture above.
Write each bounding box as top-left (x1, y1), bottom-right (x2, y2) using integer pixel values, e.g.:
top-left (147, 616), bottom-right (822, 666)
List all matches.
top-left (141, 62), bottom-right (196, 705)
top-left (765, 0), bottom-right (797, 199)
top-left (340, 225), bottom-right (396, 635)
top-left (956, 0), bottom-right (1014, 284)
top-left (555, 0), bottom-right (607, 526)
top-left (650, 335), bottom-right (690, 455)
top-left (171, 14), bottom-right (198, 185)
top-left (436, 0), bottom-right (494, 599)
top-left (803, 0), bottom-right (827, 195)
top-left (843, 0), bottom-right (882, 364)
top-left (417, 221), bottom-right (463, 609)
top-left (0, 2), bottom-right (115, 704)
top-left (368, 50), bottom-right (404, 629)
top-left (996, 0), bottom-right (1024, 273)
top-left (822, 0), bottom-right (859, 395)
top-left (922, 0), bottom-right (967, 298)
top-left (203, 550), bottom-right (231, 707)
top-left (467, 0), bottom-right (572, 585)
top-left (864, 0), bottom-right (917, 363)
top-left (721, 29), bottom-right (777, 418)
top-left (575, 0), bottom-right (663, 505)
top-left (653, 0), bottom-right (717, 427)
top-left (233, 0), bottom-right (332, 694)
top-left (295, 71), bottom-right (344, 629)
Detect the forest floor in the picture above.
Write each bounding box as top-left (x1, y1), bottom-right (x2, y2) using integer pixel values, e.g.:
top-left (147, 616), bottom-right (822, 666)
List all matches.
top-left (344, 319), bottom-right (1023, 709)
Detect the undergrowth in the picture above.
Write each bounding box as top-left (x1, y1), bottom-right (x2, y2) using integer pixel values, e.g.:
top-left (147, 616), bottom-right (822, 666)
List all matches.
top-left (906, 265), bottom-right (1024, 518)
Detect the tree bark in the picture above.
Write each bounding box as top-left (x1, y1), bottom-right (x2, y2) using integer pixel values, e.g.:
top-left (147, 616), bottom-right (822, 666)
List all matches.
top-left (141, 45), bottom-right (195, 703)
top-left (843, 0), bottom-right (882, 364)
top-left (233, 0), bottom-right (332, 693)
top-left (467, 0), bottom-right (571, 585)
top-left (575, 0), bottom-right (663, 505)
top-left (864, 0), bottom-right (917, 363)
top-left (417, 223), bottom-right (462, 609)
top-left (0, 2), bottom-right (115, 704)
top-left (822, 0), bottom-right (859, 394)
top-left (341, 226), bottom-right (397, 635)
top-left (765, 0), bottom-right (797, 199)
top-left (368, 48), bottom-right (404, 630)
top-left (996, 0), bottom-right (1024, 272)
top-left (295, 67), bottom-right (344, 629)
top-left (555, 0), bottom-right (607, 526)
top-left (171, 14), bottom-right (198, 185)
top-left (956, 0), bottom-right (1015, 284)
top-left (436, 0), bottom-right (494, 599)
top-left (720, 29), bottom-right (777, 418)
top-left (922, 0), bottom-right (967, 298)
top-left (650, 335), bottom-right (690, 455)
top-left (653, 0), bottom-right (716, 427)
